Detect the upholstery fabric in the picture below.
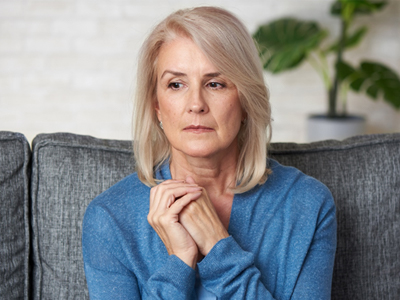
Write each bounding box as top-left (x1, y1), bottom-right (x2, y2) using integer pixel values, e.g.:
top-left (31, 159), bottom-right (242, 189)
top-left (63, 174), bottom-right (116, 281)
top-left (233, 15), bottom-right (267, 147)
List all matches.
top-left (28, 132), bottom-right (400, 299)
top-left (0, 131), bottom-right (30, 299)
top-left (269, 133), bottom-right (400, 299)
top-left (30, 133), bottom-right (134, 299)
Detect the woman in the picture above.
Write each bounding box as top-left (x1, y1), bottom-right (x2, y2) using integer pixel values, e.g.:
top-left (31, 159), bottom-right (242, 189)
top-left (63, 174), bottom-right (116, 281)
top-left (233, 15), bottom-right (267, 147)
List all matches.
top-left (82, 6), bottom-right (336, 299)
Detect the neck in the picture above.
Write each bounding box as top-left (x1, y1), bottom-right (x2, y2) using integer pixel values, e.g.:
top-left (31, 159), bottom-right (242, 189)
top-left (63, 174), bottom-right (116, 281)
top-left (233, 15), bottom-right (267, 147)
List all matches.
top-left (169, 148), bottom-right (238, 197)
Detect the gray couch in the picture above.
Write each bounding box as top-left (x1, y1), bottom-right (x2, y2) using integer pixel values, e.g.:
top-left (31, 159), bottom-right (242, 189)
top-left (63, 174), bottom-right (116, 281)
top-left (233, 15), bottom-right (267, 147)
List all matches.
top-left (1, 131), bottom-right (399, 299)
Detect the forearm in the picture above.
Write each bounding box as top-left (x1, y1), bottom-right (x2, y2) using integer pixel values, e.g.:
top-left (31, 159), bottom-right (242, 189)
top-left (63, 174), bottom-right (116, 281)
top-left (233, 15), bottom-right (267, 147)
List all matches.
top-left (85, 255), bottom-right (196, 300)
top-left (83, 201), bottom-right (197, 300)
top-left (142, 255), bottom-right (196, 299)
top-left (197, 236), bottom-right (276, 300)
top-left (197, 208), bottom-right (336, 300)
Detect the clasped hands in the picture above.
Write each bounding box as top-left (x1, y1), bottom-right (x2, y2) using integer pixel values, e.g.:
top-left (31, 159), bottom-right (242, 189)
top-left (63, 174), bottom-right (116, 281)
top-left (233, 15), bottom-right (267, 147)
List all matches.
top-left (148, 177), bottom-right (229, 269)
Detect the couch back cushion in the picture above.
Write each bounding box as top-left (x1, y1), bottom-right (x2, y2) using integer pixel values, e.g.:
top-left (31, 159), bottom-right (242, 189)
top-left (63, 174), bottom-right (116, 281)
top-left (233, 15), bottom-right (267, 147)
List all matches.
top-left (0, 132), bottom-right (30, 299)
top-left (30, 133), bottom-right (134, 299)
top-left (269, 133), bottom-right (400, 299)
top-left (31, 132), bottom-right (400, 299)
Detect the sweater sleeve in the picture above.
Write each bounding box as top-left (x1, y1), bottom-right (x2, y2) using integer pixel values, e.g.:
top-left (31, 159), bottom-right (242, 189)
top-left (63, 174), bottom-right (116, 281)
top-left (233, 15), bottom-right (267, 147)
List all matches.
top-left (197, 236), bottom-right (276, 299)
top-left (197, 190), bottom-right (337, 300)
top-left (291, 193), bottom-right (337, 299)
top-left (82, 203), bottom-right (196, 300)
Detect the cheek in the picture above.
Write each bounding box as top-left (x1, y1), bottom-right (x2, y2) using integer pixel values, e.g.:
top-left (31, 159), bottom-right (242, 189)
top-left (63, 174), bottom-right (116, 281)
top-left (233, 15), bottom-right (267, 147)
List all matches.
top-left (156, 94), bottom-right (171, 118)
top-left (223, 99), bottom-right (243, 123)
top-left (216, 107), bottom-right (242, 138)
top-left (159, 102), bottom-right (181, 130)
top-left (157, 92), bottom-right (182, 116)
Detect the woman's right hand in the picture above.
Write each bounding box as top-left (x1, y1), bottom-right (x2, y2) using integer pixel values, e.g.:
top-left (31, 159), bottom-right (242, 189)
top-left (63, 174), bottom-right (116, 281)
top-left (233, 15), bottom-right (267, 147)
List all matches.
top-left (148, 180), bottom-right (202, 269)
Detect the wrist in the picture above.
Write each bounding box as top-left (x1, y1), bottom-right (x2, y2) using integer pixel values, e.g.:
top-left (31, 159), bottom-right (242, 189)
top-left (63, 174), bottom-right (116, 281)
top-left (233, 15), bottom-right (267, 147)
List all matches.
top-left (175, 252), bottom-right (198, 269)
top-left (202, 230), bottom-right (229, 256)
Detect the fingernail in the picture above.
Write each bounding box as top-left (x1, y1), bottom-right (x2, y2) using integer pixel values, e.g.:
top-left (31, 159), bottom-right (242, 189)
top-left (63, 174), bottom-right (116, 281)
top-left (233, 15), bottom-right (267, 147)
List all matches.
top-left (189, 187), bottom-right (202, 191)
top-left (193, 191), bottom-right (202, 197)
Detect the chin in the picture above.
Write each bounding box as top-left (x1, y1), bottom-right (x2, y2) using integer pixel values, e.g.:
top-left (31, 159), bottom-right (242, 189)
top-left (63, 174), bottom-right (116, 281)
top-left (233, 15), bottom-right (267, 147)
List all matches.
top-left (180, 143), bottom-right (235, 159)
top-left (181, 148), bottom-right (217, 158)
top-left (170, 138), bottom-right (238, 159)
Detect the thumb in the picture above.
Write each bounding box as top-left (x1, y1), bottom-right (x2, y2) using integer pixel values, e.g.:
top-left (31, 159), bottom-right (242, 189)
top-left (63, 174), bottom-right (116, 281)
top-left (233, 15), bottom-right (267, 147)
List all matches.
top-left (185, 176), bottom-right (196, 184)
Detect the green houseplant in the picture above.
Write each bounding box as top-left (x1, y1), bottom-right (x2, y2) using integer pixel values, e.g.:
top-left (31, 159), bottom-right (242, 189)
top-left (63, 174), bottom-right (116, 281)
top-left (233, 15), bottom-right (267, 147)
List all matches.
top-left (253, 0), bottom-right (400, 141)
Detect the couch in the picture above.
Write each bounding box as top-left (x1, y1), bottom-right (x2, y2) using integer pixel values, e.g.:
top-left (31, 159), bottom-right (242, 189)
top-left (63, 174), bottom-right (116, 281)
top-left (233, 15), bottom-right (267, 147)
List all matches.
top-left (0, 131), bottom-right (399, 299)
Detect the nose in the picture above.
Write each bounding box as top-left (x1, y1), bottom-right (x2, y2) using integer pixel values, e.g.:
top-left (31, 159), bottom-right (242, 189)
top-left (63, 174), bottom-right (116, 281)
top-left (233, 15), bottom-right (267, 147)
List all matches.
top-left (186, 87), bottom-right (209, 114)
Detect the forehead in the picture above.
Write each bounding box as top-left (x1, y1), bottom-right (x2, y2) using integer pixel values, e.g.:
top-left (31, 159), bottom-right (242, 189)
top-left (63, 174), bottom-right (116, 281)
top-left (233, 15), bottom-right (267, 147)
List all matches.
top-left (156, 37), bottom-right (218, 76)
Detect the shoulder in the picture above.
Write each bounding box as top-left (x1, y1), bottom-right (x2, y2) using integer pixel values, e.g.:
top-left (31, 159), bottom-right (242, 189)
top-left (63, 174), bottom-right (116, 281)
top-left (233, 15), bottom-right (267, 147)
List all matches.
top-left (91, 172), bottom-right (148, 205)
top-left (265, 159), bottom-right (336, 249)
top-left (82, 172), bottom-right (153, 256)
top-left (267, 158), bottom-right (333, 198)
top-left (232, 159), bottom-right (336, 260)
top-left (83, 172), bottom-right (150, 227)
top-left (265, 159), bottom-right (335, 215)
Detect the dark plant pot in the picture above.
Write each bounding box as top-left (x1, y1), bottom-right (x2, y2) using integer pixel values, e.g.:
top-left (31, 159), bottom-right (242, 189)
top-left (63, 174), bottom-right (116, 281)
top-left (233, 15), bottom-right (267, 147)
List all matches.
top-left (307, 114), bottom-right (366, 142)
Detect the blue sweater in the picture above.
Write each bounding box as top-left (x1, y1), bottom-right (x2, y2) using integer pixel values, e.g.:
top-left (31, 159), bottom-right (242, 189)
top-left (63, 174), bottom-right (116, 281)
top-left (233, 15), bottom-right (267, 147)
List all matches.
top-left (82, 159), bottom-right (336, 299)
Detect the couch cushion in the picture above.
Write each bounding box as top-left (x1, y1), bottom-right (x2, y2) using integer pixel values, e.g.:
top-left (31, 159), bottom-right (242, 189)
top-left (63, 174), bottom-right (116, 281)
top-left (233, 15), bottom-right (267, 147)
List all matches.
top-left (269, 133), bottom-right (400, 299)
top-left (30, 133), bottom-right (134, 299)
top-left (30, 132), bottom-right (400, 299)
top-left (0, 131), bottom-right (31, 299)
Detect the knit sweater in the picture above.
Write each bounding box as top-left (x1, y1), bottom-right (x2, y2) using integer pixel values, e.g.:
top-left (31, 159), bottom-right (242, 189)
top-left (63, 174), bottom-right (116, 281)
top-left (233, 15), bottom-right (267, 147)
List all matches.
top-left (82, 159), bottom-right (336, 299)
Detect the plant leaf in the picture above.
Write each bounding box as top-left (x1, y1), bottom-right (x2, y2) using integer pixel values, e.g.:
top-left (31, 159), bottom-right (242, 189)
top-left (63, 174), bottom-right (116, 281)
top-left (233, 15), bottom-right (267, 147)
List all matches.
top-left (331, 0), bottom-right (387, 17)
top-left (336, 61), bottom-right (357, 80)
top-left (350, 77), bottom-right (366, 91)
top-left (348, 61), bottom-right (400, 109)
top-left (327, 26), bottom-right (367, 52)
top-left (253, 18), bottom-right (327, 73)
top-left (366, 84), bottom-right (379, 98)
top-left (345, 26), bottom-right (368, 48)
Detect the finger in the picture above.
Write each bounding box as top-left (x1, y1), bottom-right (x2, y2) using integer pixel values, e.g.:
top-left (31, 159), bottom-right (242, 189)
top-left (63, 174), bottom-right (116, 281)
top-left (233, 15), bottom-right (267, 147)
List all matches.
top-left (150, 180), bottom-right (186, 205)
top-left (160, 179), bottom-right (199, 187)
top-left (150, 182), bottom-right (187, 207)
top-left (160, 179), bottom-right (185, 185)
top-left (163, 187), bottom-right (202, 209)
top-left (151, 185), bottom-right (202, 212)
top-left (185, 176), bottom-right (196, 184)
top-left (168, 191), bottom-right (202, 215)
top-left (157, 180), bottom-right (199, 190)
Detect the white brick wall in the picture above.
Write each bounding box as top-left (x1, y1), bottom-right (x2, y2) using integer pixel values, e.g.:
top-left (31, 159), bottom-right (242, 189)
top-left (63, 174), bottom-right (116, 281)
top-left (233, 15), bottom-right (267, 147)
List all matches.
top-left (1, 0), bottom-right (399, 144)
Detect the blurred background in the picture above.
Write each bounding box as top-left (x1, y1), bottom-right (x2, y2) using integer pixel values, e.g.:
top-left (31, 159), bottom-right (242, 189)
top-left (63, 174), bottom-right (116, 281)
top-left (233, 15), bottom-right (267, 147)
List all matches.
top-left (1, 0), bottom-right (399, 144)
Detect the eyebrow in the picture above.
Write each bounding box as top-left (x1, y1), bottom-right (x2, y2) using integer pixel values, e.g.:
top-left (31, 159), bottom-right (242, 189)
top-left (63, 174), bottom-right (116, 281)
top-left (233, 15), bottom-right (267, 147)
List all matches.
top-left (160, 70), bottom-right (186, 79)
top-left (160, 70), bottom-right (222, 79)
top-left (204, 72), bottom-right (222, 79)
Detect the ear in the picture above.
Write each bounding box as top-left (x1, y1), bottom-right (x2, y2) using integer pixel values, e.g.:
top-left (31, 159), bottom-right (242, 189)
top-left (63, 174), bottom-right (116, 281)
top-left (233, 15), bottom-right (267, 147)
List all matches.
top-left (154, 100), bottom-right (161, 122)
top-left (241, 110), bottom-right (248, 122)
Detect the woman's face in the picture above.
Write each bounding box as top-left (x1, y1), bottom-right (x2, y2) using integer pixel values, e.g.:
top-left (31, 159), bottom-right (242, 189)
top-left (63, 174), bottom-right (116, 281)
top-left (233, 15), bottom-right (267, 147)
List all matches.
top-left (155, 36), bottom-right (244, 160)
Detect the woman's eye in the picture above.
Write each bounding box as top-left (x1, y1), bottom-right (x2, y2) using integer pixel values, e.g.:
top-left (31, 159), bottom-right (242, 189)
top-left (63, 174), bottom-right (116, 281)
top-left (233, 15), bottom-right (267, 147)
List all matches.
top-left (208, 82), bottom-right (224, 89)
top-left (168, 82), bottom-right (183, 90)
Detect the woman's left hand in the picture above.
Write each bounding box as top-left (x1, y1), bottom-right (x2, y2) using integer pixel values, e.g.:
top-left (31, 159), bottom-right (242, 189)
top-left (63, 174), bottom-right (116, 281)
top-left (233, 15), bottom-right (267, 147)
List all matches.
top-left (179, 177), bottom-right (230, 256)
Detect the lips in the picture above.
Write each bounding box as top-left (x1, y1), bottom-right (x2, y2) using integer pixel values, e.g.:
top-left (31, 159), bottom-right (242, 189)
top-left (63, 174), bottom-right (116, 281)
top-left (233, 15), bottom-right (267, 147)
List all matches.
top-left (183, 125), bottom-right (214, 132)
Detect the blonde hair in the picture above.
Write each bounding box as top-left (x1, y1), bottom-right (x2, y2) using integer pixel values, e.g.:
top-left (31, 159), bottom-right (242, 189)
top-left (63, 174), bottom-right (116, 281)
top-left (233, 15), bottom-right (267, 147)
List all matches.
top-left (133, 6), bottom-right (272, 193)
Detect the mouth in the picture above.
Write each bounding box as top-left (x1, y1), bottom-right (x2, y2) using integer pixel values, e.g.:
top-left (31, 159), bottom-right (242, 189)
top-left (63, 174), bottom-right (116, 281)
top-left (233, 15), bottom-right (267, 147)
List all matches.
top-left (183, 125), bottom-right (214, 133)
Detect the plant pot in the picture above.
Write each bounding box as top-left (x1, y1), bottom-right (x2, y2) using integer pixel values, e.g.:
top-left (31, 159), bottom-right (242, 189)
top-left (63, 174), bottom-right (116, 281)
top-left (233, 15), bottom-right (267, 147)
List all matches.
top-left (307, 114), bottom-right (366, 142)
